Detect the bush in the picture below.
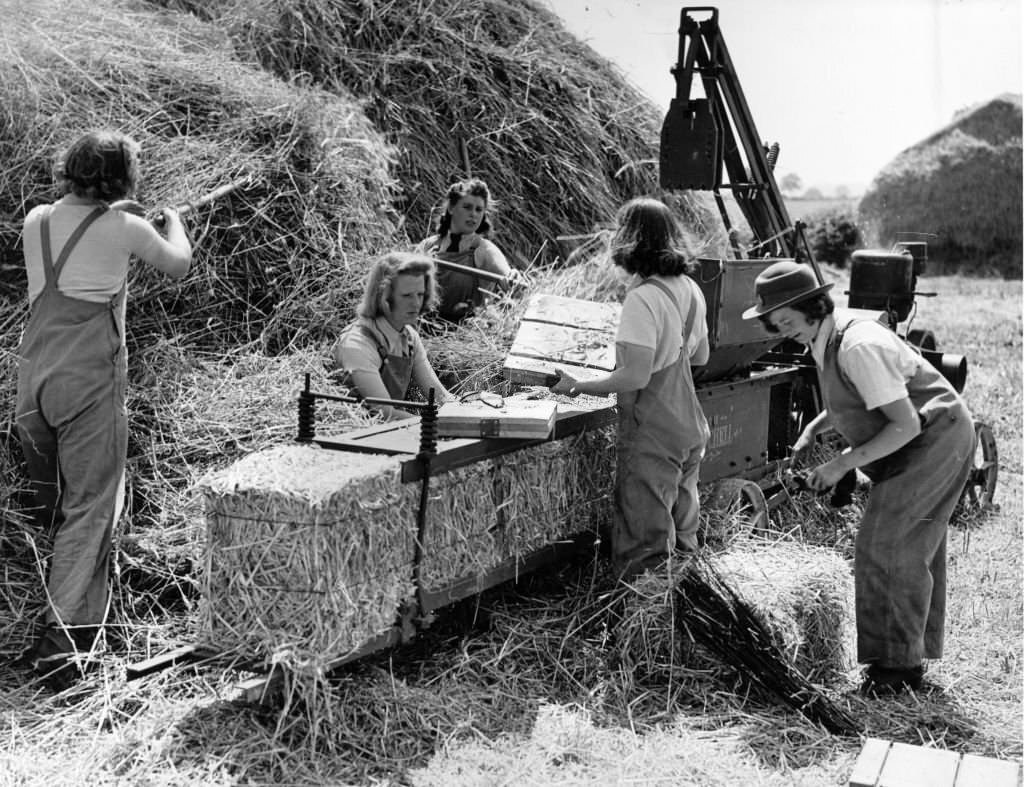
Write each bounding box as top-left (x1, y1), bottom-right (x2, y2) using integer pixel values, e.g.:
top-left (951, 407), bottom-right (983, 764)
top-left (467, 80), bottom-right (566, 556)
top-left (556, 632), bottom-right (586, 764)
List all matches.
top-left (805, 207), bottom-right (863, 267)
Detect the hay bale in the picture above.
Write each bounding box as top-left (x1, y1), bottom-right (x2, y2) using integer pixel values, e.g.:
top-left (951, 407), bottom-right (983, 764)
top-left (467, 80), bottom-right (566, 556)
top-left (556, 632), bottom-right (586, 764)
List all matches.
top-left (613, 539), bottom-right (854, 688)
top-left (198, 421), bottom-right (615, 671)
top-left (199, 445), bottom-right (417, 668)
top-left (713, 540), bottom-right (855, 685)
top-left (858, 93), bottom-right (1022, 276)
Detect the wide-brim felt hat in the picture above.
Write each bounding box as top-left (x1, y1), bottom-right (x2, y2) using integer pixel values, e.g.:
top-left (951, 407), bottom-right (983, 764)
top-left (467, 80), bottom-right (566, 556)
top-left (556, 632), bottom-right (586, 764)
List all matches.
top-left (741, 260), bottom-right (834, 319)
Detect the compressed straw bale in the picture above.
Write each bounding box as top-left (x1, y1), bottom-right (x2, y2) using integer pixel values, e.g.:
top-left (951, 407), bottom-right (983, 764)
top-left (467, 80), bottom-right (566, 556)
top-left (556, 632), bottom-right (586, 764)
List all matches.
top-left (199, 445), bottom-right (418, 668)
top-left (615, 539), bottom-right (854, 687)
top-left (419, 425), bottom-right (615, 590)
top-left (419, 463), bottom-right (501, 590)
top-left (492, 428), bottom-right (615, 558)
top-left (715, 540), bottom-right (855, 685)
top-left (199, 426), bottom-right (618, 666)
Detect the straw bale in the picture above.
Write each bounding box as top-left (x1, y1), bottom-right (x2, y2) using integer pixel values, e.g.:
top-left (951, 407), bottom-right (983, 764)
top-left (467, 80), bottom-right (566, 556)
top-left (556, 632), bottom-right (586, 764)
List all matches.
top-left (613, 538), bottom-right (854, 688)
top-left (199, 444), bottom-right (418, 667)
top-left (199, 419), bottom-right (615, 668)
top-left (714, 539), bottom-right (855, 685)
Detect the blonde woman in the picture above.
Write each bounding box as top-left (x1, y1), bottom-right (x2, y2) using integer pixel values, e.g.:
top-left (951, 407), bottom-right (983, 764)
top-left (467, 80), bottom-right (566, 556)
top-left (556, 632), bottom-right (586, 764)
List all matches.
top-left (332, 251), bottom-right (455, 419)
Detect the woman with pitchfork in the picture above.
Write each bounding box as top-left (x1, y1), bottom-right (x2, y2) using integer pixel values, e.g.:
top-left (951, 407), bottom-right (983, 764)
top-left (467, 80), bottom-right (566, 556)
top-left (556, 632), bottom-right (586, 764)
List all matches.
top-left (417, 177), bottom-right (529, 322)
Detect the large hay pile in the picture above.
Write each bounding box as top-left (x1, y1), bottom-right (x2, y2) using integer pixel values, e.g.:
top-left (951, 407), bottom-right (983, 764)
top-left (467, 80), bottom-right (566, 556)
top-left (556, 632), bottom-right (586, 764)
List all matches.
top-left (148, 0), bottom-right (690, 266)
top-left (858, 93), bottom-right (1022, 277)
top-left (0, 0), bottom-right (398, 354)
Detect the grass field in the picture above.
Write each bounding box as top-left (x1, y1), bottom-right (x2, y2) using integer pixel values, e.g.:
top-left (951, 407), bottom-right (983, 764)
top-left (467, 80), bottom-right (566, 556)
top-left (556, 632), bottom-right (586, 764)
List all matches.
top-left (0, 271), bottom-right (1020, 786)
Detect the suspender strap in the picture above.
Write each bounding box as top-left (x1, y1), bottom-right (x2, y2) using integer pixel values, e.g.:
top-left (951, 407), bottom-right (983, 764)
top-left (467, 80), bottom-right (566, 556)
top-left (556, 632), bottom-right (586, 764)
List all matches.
top-left (356, 322), bottom-right (389, 362)
top-left (644, 276), bottom-right (699, 341)
top-left (39, 206), bottom-right (108, 287)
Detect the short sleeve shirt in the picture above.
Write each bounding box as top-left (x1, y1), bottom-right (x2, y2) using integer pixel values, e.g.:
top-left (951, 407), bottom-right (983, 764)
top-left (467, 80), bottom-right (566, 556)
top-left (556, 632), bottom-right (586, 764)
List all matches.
top-left (812, 311), bottom-right (921, 410)
top-left (22, 203), bottom-right (163, 304)
top-left (335, 316), bottom-right (430, 377)
top-left (616, 274), bottom-right (708, 373)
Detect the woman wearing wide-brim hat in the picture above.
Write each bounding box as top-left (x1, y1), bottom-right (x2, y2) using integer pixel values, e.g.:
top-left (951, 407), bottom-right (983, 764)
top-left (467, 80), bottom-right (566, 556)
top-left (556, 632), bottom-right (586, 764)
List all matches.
top-left (743, 260), bottom-right (976, 696)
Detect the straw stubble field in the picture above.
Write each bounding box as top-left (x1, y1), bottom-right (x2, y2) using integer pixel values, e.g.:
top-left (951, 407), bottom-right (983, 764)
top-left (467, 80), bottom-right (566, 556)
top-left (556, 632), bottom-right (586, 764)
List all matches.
top-left (0, 272), bottom-right (1020, 787)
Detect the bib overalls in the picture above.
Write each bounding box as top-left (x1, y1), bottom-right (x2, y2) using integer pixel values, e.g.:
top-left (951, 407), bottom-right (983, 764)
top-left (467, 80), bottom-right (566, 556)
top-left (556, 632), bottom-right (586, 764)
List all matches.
top-left (15, 205), bottom-right (128, 629)
top-left (821, 318), bottom-right (975, 668)
top-left (612, 277), bottom-right (709, 579)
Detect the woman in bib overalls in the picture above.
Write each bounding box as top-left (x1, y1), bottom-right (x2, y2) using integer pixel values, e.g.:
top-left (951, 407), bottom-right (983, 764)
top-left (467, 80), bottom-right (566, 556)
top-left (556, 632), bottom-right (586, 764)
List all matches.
top-left (332, 252), bottom-right (455, 420)
top-left (550, 197), bottom-right (710, 580)
top-left (17, 130), bottom-right (192, 683)
top-left (743, 261), bottom-right (975, 695)
top-left (417, 178), bottom-right (526, 322)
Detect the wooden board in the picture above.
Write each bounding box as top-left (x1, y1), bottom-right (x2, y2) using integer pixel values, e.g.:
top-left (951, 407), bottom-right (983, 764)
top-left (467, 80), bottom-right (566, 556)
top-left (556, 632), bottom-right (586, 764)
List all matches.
top-left (504, 293), bottom-right (620, 385)
top-left (849, 737), bottom-right (1022, 787)
top-left (437, 399), bottom-right (557, 439)
top-left (955, 753), bottom-right (1023, 787)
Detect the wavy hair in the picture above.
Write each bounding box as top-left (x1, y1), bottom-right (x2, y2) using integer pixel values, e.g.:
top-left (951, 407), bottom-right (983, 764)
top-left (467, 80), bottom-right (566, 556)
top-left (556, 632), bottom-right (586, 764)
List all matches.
top-left (758, 293), bottom-right (836, 333)
top-left (435, 178), bottom-right (493, 236)
top-left (358, 252), bottom-right (440, 319)
top-left (610, 197), bottom-right (699, 278)
top-left (57, 130), bottom-right (140, 202)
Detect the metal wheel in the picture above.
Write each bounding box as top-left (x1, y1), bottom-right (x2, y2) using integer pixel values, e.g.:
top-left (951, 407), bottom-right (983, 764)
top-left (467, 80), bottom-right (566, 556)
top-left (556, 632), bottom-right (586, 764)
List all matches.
top-left (703, 478), bottom-right (769, 545)
top-left (959, 420), bottom-right (998, 514)
top-left (907, 328), bottom-right (937, 351)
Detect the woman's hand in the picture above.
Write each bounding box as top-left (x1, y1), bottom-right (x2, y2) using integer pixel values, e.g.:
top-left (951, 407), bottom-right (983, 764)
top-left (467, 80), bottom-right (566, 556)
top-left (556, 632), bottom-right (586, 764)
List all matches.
top-left (791, 425), bottom-right (818, 463)
top-left (504, 267), bottom-right (532, 289)
top-left (549, 367), bottom-right (581, 397)
top-left (806, 452), bottom-right (854, 491)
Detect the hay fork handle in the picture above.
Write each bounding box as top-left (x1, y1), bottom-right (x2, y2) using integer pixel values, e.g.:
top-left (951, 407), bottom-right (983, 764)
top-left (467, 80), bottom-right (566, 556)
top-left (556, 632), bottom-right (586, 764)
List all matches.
top-left (150, 174), bottom-right (255, 227)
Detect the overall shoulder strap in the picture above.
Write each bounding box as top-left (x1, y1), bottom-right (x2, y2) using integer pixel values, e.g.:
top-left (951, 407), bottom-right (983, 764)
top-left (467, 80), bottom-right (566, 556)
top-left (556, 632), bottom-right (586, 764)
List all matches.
top-left (356, 322), bottom-right (389, 362)
top-left (47, 206), bottom-right (108, 284)
top-left (642, 276), bottom-right (699, 338)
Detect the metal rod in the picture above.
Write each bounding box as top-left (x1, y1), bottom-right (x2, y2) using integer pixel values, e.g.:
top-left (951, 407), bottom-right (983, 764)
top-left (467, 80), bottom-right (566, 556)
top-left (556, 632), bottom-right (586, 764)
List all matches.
top-left (432, 257), bottom-right (509, 285)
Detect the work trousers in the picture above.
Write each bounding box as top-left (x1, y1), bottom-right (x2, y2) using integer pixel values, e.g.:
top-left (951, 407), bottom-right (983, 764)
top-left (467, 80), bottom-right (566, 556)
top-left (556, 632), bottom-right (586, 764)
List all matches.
top-left (16, 206), bottom-right (127, 628)
top-left (855, 411), bottom-right (975, 667)
top-left (613, 442), bottom-right (703, 578)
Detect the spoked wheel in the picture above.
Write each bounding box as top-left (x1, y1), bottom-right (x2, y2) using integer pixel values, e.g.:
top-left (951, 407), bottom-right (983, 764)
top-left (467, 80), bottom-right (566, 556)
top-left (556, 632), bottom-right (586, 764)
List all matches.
top-left (703, 478), bottom-right (769, 546)
top-left (956, 420), bottom-right (998, 521)
top-left (907, 328), bottom-right (937, 351)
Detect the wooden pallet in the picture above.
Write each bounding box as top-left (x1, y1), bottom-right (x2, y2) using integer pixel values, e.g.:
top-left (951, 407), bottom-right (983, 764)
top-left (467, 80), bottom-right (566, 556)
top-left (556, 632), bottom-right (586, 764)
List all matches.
top-left (849, 737), bottom-right (1022, 787)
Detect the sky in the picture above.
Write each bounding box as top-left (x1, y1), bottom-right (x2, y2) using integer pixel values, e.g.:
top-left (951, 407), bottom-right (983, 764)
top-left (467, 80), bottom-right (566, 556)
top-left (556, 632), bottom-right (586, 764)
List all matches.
top-left (543, 0), bottom-right (1022, 195)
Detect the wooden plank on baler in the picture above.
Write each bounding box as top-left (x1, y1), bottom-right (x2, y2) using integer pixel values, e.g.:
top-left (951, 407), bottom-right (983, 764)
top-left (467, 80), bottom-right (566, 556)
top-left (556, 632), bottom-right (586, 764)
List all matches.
top-left (504, 293), bottom-right (620, 386)
top-left (954, 753), bottom-right (1022, 787)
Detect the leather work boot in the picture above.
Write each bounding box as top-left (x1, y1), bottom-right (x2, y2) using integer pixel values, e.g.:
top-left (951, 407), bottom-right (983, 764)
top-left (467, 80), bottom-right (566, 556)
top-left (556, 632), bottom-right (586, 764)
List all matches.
top-left (859, 663), bottom-right (925, 697)
top-left (21, 624), bottom-right (100, 691)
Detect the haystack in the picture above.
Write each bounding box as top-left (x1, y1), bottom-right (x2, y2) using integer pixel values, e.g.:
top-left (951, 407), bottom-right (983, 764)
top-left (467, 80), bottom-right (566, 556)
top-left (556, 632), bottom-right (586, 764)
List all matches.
top-left (858, 93), bottom-right (1022, 276)
top-left (151, 0), bottom-right (718, 266)
top-left (197, 420), bottom-right (615, 671)
top-left (0, 0), bottom-right (397, 357)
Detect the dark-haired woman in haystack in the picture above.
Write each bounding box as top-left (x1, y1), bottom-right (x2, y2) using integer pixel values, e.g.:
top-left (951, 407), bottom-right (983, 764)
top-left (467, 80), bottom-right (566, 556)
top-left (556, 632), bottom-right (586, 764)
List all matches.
top-left (416, 177), bottom-right (528, 322)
